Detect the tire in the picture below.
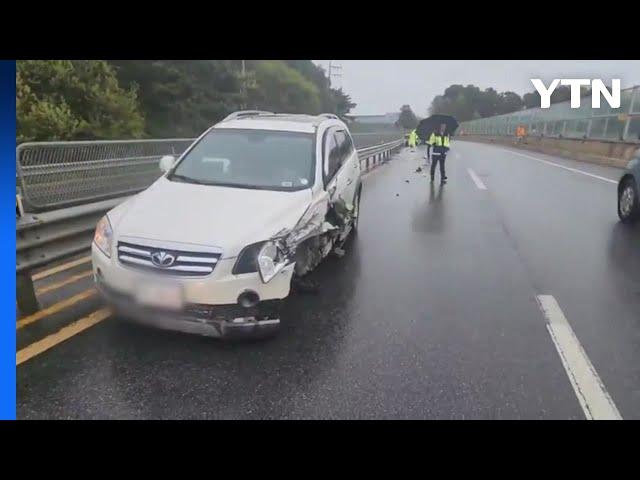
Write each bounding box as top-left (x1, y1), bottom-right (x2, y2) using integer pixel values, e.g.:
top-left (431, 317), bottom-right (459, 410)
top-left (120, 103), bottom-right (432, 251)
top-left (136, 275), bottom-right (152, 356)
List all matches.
top-left (618, 177), bottom-right (639, 224)
top-left (352, 187), bottom-right (362, 234)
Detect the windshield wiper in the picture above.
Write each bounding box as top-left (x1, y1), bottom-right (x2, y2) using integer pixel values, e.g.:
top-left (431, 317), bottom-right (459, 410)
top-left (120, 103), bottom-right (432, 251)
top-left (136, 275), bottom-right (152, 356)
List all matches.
top-left (169, 173), bottom-right (208, 185)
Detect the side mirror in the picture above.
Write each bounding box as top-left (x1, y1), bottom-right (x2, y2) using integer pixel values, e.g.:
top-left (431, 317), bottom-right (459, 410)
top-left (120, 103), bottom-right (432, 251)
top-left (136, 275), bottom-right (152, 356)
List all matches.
top-left (159, 155), bottom-right (176, 173)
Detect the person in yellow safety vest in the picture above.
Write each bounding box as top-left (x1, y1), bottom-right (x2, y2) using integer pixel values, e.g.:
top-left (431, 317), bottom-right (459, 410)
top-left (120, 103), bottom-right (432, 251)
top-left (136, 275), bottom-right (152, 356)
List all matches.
top-left (428, 123), bottom-right (451, 184)
top-left (408, 129), bottom-right (418, 150)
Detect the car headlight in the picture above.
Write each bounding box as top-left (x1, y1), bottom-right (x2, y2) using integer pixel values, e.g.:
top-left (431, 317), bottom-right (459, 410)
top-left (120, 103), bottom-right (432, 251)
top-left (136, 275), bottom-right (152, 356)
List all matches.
top-left (232, 242), bottom-right (264, 275)
top-left (257, 241), bottom-right (287, 283)
top-left (232, 241), bottom-right (288, 283)
top-left (94, 215), bottom-right (113, 257)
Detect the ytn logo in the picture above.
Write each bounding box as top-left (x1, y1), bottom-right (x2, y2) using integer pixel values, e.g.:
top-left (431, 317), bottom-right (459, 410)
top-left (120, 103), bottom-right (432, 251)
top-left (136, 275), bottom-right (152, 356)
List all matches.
top-left (530, 79), bottom-right (620, 109)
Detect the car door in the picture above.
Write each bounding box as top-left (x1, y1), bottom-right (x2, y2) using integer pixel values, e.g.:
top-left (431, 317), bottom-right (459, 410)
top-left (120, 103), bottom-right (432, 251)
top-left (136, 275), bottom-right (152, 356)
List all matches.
top-left (336, 130), bottom-right (360, 203)
top-left (333, 129), bottom-right (359, 205)
top-left (322, 127), bottom-right (347, 203)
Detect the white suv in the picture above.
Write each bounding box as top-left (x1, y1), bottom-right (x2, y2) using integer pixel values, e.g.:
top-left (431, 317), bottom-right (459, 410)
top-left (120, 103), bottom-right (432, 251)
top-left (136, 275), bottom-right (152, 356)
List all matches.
top-left (91, 111), bottom-right (362, 338)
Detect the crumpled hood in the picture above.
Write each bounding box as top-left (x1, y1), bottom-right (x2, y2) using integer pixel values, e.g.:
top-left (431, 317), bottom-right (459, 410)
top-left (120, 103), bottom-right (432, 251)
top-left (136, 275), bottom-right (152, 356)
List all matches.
top-left (110, 177), bottom-right (313, 258)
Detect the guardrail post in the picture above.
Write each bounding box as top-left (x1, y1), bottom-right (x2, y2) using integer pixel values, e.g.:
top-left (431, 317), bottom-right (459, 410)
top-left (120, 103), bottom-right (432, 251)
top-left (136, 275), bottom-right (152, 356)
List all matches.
top-left (623, 90), bottom-right (636, 140)
top-left (17, 272), bottom-right (39, 315)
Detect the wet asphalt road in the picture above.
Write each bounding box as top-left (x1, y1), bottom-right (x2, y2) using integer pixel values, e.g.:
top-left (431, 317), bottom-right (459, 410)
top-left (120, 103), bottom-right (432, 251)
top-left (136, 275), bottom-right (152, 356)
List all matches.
top-left (17, 141), bottom-right (640, 419)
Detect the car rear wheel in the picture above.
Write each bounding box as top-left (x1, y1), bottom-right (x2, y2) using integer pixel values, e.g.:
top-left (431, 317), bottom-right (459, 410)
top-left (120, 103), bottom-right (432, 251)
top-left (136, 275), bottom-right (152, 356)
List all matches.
top-left (618, 177), bottom-right (639, 224)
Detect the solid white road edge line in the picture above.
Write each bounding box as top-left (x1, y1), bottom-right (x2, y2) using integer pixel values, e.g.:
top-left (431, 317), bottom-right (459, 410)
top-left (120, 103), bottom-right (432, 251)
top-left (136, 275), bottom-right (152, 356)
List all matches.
top-left (536, 295), bottom-right (622, 420)
top-left (505, 150), bottom-right (618, 184)
top-left (467, 168), bottom-right (487, 190)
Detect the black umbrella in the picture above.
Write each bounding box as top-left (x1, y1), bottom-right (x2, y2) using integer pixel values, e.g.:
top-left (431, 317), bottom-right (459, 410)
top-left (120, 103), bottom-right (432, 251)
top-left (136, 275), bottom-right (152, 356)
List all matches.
top-left (416, 114), bottom-right (459, 139)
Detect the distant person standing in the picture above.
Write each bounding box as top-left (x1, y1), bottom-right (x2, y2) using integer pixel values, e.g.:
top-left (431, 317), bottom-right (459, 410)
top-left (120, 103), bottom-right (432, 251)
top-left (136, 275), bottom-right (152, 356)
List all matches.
top-left (408, 129), bottom-right (418, 151)
top-left (428, 124), bottom-right (451, 184)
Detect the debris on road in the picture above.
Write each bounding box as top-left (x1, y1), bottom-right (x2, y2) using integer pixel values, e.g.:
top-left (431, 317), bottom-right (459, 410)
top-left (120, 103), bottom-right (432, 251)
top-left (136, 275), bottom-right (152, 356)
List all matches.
top-left (415, 167), bottom-right (422, 173)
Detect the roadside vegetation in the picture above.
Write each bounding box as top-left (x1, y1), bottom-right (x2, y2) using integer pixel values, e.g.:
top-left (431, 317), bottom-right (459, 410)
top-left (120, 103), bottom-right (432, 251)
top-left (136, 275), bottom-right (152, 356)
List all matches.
top-left (16, 60), bottom-right (356, 143)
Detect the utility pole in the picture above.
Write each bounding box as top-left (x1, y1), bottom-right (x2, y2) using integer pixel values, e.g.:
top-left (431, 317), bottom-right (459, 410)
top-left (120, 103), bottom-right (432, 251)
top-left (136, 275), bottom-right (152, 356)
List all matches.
top-left (240, 60), bottom-right (247, 109)
top-left (327, 61), bottom-right (342, 89)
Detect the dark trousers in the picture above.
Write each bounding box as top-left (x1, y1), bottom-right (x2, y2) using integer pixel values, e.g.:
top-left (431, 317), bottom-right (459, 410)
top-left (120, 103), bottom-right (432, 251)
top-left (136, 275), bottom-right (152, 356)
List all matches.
top-left (430, 152), bottom-right (446, 180)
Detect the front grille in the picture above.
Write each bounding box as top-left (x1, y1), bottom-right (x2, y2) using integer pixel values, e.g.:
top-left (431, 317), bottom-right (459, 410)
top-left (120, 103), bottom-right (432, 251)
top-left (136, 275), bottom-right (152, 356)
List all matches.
top-left (117, 241), bottom-right (222, 277)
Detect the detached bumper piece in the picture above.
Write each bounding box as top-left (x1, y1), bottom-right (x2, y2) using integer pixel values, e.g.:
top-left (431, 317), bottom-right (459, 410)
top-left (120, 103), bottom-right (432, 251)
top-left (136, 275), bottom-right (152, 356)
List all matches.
top-left (96, 280), bottom-right (282, 339)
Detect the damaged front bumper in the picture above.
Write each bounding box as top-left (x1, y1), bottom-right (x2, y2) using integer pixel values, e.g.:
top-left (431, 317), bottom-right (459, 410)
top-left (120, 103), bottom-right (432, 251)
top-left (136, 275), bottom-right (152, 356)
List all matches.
top-left (96, 278), bottom-right (283, 339)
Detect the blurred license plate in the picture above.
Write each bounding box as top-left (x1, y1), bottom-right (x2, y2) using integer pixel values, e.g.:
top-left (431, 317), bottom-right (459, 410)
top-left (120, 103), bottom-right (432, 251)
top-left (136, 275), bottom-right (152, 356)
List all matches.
top-left (135, 282), bottom-right (183, 310)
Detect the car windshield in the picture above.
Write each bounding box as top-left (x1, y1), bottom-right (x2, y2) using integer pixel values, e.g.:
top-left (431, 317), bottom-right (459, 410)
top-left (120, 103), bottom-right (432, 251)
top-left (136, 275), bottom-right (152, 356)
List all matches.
top-left (168, 129), bottom-right (314, 191)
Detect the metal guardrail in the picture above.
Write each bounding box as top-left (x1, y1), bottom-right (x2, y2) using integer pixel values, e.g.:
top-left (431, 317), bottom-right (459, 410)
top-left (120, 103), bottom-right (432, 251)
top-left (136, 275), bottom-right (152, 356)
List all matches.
top-left (16, 138), bottom-right (403, 314)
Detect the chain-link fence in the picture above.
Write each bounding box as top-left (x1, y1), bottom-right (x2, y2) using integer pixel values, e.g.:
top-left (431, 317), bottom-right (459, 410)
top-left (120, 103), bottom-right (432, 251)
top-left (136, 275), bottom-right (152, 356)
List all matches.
top-left (460, 86), bottom-right (640, 142)
top-left (15, 133), bottom-right (400, 213)
top-left (16, 139), bottom-right (195, 212)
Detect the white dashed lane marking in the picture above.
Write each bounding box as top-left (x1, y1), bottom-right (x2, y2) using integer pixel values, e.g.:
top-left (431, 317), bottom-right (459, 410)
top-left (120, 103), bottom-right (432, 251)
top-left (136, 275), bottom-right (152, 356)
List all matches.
top-left (505, 150), bottom-right (618, 185)
top-left (467, 168), bottom-right (487, 190)
top-left (536, 295), bottom-right (622, 420)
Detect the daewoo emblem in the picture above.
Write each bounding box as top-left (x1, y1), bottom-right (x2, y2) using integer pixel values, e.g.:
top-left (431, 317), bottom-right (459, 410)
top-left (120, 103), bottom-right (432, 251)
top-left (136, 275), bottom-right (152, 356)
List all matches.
top-left (150, 251), bottom-right (176, 268)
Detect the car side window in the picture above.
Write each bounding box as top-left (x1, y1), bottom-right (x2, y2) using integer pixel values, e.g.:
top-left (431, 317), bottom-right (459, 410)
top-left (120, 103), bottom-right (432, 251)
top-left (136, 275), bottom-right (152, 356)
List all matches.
top-left (336, 130), bottom-right (354, 163)
top-left (324, 130), bottom-right (342, 183)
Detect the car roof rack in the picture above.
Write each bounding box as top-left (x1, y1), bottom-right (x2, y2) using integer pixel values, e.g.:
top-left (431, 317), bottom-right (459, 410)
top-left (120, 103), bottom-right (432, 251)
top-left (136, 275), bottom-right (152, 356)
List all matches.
top-left (221, 110), bottom-right (274, 122)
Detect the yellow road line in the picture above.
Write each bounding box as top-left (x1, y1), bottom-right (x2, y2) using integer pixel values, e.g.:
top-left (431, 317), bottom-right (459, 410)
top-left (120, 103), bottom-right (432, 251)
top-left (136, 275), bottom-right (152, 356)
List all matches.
top-left (17, 288), bottom-right (97, 329)
top-left (36, 270), bottom-right (93, 295)
top-left (32, 256), bottom-right (91, 281)
top-left (17, 308), bottom-right (111, 366)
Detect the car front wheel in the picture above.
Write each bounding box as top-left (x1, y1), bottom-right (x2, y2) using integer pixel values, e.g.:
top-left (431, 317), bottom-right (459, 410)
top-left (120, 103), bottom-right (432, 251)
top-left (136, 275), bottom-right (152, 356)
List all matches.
top-left (618, 177), bottom-right (639, 224)
top-left (352, 188), bottom-right (361, 233)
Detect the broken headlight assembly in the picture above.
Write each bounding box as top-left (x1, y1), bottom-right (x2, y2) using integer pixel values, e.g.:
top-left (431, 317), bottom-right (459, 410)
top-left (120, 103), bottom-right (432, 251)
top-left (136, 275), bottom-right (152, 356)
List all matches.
top-left (232, 240), bottom-right (288, 283)
top-left (257, 241), bottom-right (287, 283)
top-left (232, 242), bottom-right (263, 275)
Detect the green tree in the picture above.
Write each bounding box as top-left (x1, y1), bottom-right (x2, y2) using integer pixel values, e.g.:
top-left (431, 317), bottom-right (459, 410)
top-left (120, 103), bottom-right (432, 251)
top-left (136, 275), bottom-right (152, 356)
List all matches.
top-left (397, 105), bottom-right (418, 129)
top-left (248, 61), bottom-right (321, 114)
top-left (430, 84), bottom-right (525, 121)
top-left (17, 60), bottom-right (359, 142)
top-left (496, 91), bottom-right (523, 114)
top-left (475, 88), bottom-right (500, 118)
top-left (430, 85), bottom-right (477, 121)
top-left (551, 84), bottom-right (572, 104)
top-left (282, 61), bottom-right (357, 116)
top-left (109, 60), bottom-right (244, 138)
top-left (522, 91), bottom-right (540, 109)
top-left (17, 60), bottom-right (144, 142)
top-left (330, 88), bottom-right (356, 116)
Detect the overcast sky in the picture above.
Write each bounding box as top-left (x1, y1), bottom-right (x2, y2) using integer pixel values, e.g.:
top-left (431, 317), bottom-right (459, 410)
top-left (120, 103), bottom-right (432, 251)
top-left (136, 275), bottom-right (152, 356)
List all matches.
top-left (313, 60), bottom-right (640, 116)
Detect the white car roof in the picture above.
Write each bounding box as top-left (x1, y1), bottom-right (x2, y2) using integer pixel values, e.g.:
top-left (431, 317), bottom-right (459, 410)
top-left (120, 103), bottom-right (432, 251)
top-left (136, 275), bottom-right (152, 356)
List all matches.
top-left (213, 114), bottom-right (344, 134)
